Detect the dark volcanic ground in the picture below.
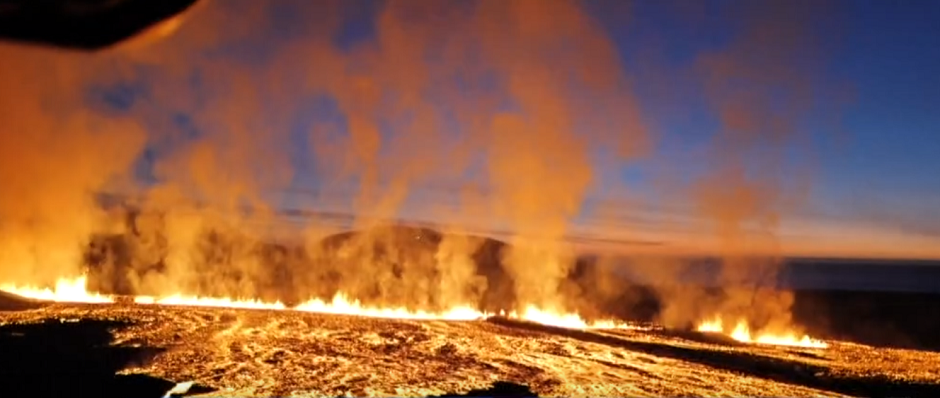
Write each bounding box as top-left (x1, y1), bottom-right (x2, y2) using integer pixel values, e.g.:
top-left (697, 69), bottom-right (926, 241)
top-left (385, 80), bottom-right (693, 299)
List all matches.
top-left (1, 293), bottom-right (939, 398)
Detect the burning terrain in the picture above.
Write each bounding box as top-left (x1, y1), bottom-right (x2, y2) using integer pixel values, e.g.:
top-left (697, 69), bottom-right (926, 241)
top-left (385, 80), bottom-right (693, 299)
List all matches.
top-left (1, 224), bottom-right (940, 398)
top-left (2, 1), bottom-right (940, 397)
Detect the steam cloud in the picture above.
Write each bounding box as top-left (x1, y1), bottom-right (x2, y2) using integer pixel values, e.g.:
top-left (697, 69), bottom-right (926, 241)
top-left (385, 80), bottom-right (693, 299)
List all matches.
top-left (649, 1), bottom-right (842, 332)
top-left (0, 0), bottom-right (843, 327)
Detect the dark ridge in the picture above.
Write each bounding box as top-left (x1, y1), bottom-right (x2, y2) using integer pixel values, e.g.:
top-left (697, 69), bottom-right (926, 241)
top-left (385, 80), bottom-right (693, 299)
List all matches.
top-left (80, 207), bottom-right (940, 352)
top-left (473, 236), bottom-right (516, 313)
top-left (0, 318), bottom-right (213, 398)
top-left (0, 290), bottom-right (47, 311)
top-left (589, 281), bottom-right (940, 353)
top-left (83, 218), bottom-right (522, 311)
top-left (484, 317), bottom-right (940, 398)
top-left (319, 225), bottom-right (445, 249)
top-left (566, 234), bottom-right (664, 247)
top-left (792, 288), bottom-right (940, 353)
top-left (431, 381), bottom-right (539, 398)
top-left (648, 329), bottom-right (749, 347)
top-left (82, 213), bottom-right (622, 316)
top-left (565, 255), bottom-right (940, 352)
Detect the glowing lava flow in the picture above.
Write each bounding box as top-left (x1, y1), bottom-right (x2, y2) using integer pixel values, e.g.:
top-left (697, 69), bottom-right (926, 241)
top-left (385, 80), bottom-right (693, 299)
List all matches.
top-left (697, 317), bottom-right (828, 348)
top-left (0, 276), bottom-right (636, 330)
top-left (508, 305), bottom-right (636, 329)
top-left (0, 275), bottom-right (112, 304)
top-left (294, 294), bottom-right (486, 320)
top-left (130, 291), bottom-right (637, 328)
top-left (133, 295), bottom-right (288, 310)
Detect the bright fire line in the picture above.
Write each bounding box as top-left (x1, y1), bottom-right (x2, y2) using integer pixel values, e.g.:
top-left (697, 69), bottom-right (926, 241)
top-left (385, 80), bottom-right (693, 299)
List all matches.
top-left (134, 295), bottom-right (287, 310)
top-left (0, 275), bottom-right (112, 304)
top-left (697, 317), bottom-right (828, 348)
top-left (0, 276), bottom-right (637, 330)
top-left (294, 294), bottom-right (486, 321)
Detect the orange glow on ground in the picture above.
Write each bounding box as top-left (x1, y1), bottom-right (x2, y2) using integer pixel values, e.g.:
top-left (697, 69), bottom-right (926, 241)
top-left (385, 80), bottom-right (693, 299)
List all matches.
top-left (294, 294), bottom-right (486, 320)
top-left (1, 276), bottom-right (637, 330)
top-left (697, 317), bottom-right (828, 348)
top-left (0, 275), bottom-right (112, 304)
top-left (507, 305), bottom-right (638, 329)
top-left (133, 295), bottom-right (288, 310)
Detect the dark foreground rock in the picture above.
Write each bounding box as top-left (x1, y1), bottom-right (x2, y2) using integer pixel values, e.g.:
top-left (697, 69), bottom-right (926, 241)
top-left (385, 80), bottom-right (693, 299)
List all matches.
top-left (433, 381), bottom-right (539, 397)
top-left (0, 317), bottom-right (213, 398)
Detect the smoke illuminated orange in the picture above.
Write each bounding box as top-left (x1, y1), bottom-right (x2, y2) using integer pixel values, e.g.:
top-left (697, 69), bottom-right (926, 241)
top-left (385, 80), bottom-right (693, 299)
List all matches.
top-left (697, 317), bottom-right (828, 348)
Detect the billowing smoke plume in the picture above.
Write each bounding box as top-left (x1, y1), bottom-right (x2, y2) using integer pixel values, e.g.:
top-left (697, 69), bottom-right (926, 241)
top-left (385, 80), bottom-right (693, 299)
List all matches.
top-left (76, 0), bottom-right (647, 311)
top-left (649, 1), bottom-right (844, 333)
top-left (0, 0), bottom-right (843, 326)
top-left (0, 45), bottom-right (146, 286)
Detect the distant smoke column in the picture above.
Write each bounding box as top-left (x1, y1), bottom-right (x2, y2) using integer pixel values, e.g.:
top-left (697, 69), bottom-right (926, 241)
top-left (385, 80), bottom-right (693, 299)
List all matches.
top-left (487, 108), bottom-right (591, 311)
top-left (684, 0), bottom-right (832, 330)
top-left (476, 0), bottom-right (645, 313)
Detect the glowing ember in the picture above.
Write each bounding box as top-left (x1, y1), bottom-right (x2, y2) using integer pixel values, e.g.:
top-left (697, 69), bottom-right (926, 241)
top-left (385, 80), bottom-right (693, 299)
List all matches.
top-left (134, 295), bottom-right (287, 310)
top-left (697, 317), bottom-right (828, 348)
top-left (0, 275), bottom-right (112, 304)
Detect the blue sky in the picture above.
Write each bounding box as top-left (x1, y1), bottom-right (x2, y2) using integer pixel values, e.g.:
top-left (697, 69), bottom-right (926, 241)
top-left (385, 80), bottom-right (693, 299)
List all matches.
top-left (816, 1), bottom-right (940, 226)
top-left (73, 0), bottom-right (940, 257)
top-left (586, 0), bottom-right (940, 236)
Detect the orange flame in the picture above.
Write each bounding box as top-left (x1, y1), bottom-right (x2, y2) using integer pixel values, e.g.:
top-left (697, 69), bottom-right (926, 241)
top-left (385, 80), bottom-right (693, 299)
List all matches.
top-left (133, 295), bottom-right (288, 310)
top-left (0, 275), bottom-right (113, 304)
top-left (1, 276), bottom-right (638, 330)
top-left (697, 317), bottom-right (827, 348)
top-left (294, 294), bottom-right (486, 320)
top-left (507, 305), bottom-right (636, 329)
